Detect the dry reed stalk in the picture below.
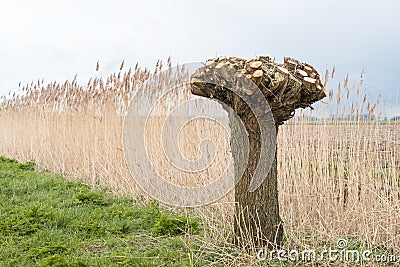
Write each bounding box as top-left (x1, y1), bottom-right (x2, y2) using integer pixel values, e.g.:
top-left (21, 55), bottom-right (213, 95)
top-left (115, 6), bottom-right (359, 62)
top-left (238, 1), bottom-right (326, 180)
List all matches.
top-left (0, 61), bottom-right (398, 263)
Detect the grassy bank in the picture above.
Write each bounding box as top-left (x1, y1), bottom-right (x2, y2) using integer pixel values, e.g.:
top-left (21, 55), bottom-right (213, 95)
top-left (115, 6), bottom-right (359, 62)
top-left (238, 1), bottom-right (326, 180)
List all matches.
top-left (0, 157), bottom-right (200, 266)
top-left (1, 156), bottom-right (398, 266)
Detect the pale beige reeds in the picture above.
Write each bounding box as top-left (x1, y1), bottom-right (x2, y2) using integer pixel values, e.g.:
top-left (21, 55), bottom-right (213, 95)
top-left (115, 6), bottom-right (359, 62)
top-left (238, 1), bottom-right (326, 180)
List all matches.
top-left (0, 61), bottom-right (398, 265)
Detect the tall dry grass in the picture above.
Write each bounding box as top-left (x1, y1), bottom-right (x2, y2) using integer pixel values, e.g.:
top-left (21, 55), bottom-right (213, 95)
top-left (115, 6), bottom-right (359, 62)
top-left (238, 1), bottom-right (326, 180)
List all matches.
top-left (0, 60), bottom-right (398, 263)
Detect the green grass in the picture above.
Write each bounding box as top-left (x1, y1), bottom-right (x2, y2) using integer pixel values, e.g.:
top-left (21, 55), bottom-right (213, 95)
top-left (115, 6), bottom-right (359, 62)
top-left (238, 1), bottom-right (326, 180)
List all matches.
top-left (0, 157), bottom-right (201, 266)
top-left (1, 156), bottom-right (396, 266)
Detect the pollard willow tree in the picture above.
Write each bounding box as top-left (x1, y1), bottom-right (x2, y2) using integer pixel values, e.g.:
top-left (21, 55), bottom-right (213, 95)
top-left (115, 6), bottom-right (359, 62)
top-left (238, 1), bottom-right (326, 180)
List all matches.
top-left (190, 56), bottom-right (326, 248)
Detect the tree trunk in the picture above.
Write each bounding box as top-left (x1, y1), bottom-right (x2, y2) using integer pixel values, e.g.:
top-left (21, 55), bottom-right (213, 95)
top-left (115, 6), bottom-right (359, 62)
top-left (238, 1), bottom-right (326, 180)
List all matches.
top-left (190, 55), bottom-right (325, 249)
top-left (228, 106), bottom-right (283, 248)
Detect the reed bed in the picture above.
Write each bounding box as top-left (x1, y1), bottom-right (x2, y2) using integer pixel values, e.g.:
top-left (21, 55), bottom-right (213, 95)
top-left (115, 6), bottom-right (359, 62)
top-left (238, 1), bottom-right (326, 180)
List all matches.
top-left (0, 60), bottom-right (398, 264)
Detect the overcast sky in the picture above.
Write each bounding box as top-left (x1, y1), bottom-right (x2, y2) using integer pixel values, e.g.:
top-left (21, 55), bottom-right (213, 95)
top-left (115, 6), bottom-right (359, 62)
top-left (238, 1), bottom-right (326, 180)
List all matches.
top-left (0, 0), bottom-right (399, 116)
